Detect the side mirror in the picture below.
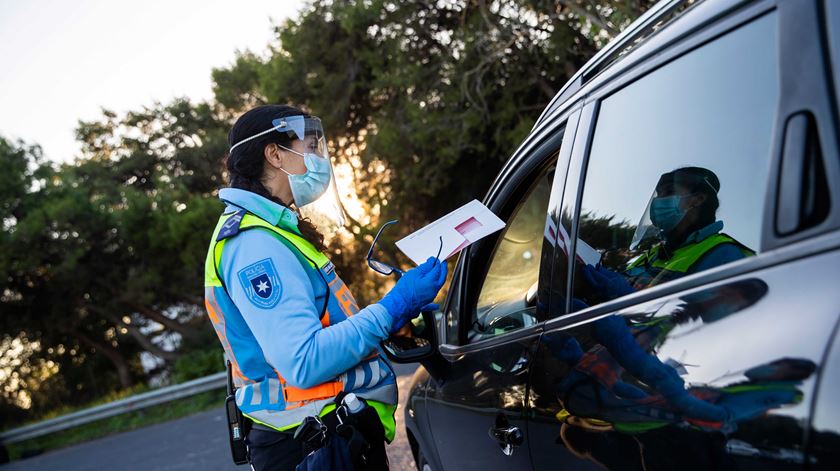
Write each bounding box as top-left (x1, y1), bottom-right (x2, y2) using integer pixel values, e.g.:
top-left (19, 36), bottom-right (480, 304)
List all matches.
top-left (381, 309), bottom-right (450, 379)
top-left (381, 309), bottom-right (438, 363)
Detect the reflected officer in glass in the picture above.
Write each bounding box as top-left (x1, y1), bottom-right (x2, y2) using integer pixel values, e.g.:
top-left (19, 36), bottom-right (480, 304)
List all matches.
top-left (546, 279), bottom-right (814, 470)
top-left (581, 167), bottom-right (754, 303)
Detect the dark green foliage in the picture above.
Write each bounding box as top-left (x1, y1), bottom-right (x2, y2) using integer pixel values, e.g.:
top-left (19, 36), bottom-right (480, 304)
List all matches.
top-left (171, 349), bottom-right (224, 384)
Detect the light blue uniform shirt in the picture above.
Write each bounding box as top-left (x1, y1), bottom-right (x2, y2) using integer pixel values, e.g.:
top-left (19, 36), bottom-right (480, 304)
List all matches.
top-left (217, 188), bottom-right (394, 389)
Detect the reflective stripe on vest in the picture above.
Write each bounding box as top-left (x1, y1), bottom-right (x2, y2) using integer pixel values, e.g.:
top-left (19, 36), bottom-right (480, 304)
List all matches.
top-left (625, 233), bottom-right (754, 289)
top-left (203, 210), bottom-right (397, 431)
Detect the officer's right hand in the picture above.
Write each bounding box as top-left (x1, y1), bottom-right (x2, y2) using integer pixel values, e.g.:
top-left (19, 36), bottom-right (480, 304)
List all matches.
top-left (379, 257), bottom-right (447, 333)
top-left (581, 264), bottom-right (635, 300)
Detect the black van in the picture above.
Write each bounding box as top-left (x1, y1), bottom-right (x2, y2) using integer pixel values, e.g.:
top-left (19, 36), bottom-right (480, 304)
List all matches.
top-left (384, 0), bottom-right (840, 469)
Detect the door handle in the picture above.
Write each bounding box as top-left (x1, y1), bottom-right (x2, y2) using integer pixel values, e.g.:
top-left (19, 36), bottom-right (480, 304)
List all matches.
top-left (488, 425), bottom-right (523, 456)
top-left (776, 111), bottom-right (829, 235)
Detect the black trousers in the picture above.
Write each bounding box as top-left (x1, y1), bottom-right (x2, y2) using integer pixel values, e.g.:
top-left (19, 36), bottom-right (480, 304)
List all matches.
top-left (246, 428), bottom-right (305, 471)
top-left (246, 413), bottom-right (389, 471)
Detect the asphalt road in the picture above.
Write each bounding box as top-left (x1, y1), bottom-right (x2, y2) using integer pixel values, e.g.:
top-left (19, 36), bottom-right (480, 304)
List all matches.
top-left (2, 364), bottom-right (419, 471)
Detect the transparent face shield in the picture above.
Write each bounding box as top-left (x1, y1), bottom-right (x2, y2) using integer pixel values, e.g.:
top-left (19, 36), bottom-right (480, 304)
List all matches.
top-left (629, 191), bottom-right (663, 251)
top-left (268, 116), bottom-right (346, 229)
top-left (629, 171), bottom-right (717, 251)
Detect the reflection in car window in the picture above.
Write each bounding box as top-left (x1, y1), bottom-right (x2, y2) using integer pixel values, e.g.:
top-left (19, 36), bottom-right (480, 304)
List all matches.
top-left (540, 276), bottom-right (817, 469)
top-left (570, 13), bottom-right (778, 310)
top-left (470, 164), bottom-right (555, 342)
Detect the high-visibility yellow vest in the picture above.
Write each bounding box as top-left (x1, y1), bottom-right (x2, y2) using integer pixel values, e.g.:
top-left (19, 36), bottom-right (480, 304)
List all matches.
top-left (625, 233), bottom-right (754, 289)
top-left (203, 209), bottom-right (397, 436)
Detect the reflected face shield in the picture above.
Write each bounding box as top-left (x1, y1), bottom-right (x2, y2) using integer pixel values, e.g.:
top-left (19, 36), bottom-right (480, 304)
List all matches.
top-left (629, 171), bottom-right (718, 250)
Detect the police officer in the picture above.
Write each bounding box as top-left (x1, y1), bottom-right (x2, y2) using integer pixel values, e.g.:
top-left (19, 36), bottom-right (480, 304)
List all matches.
top-left (204, 104), bottom-right (447, 470)
top-left (581, 167), bottom-right (754, 302)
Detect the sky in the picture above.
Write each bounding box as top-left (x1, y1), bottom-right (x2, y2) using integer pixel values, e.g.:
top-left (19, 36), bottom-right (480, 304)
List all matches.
top-left (0, 0), bottom-right (305, 163)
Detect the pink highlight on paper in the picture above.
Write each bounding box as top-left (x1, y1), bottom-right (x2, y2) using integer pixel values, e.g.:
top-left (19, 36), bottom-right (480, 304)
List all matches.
top-left (444, 217), bottom-right (485, 258)
top-left (455, 216), bottom-right (483, 236)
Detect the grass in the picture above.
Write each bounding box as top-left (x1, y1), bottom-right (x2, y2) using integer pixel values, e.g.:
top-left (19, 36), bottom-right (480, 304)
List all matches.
top-left (6, 388), bottom-right (225, 461)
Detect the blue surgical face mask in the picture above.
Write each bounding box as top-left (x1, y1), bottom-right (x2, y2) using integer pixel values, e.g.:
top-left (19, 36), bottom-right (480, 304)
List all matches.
top-left (650, 195), bottom-right (688, 232)
top-left (277, 145), bottom-right (332, 207)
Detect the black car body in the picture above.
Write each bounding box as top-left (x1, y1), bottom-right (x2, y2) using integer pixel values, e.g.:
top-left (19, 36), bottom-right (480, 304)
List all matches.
top-left (388, 0), bottom-right (840, 469)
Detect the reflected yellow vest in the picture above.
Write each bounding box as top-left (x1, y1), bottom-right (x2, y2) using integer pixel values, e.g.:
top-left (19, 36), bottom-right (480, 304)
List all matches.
top-left (625, 233), bottom-right (754, 289)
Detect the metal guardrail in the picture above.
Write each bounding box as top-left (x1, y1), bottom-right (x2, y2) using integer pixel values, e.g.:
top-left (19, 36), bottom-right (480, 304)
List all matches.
top-left (0, 372), bottom-right (227, 445)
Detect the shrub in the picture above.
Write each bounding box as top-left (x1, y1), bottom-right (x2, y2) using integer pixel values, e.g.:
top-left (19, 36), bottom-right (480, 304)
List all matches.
top-left (171, 349), bottom-right (224, 384)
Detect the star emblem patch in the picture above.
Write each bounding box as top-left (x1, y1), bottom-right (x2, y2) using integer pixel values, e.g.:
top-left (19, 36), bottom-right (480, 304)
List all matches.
top-left (238, 258), bottom-right (282, 309)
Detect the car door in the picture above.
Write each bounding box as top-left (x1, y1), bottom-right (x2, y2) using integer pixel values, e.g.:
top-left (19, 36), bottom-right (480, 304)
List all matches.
top-left (526, 1), bottom-right (840, 470)
top-left (808, 2), bottom-right (840, 466)
top-left (422, 110), bottom-right (580, 471)
top-left (807, 322), bottom-right (840, 469)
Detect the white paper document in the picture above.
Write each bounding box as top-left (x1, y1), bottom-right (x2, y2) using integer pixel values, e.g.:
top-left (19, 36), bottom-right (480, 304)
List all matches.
top-left (395, 199), bottom-right (506, 265)
top-left (575, 237), bottom-right (602, 267)
top-left (546, 213), bottom-right (602, 266)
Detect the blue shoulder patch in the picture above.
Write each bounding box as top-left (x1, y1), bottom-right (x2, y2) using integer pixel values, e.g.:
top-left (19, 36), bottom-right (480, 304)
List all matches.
top-left (238, 258), bottom-right (283, 309)
top-left (217, 210), bottom-right (246, 241)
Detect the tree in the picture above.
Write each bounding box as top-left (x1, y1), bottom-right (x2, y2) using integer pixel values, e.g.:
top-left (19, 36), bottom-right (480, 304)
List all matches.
top-left (1, 0), bottom-right (655, 423)
top-left (213, 0), bottom-right (654, 234)
top-left (1, 98), bottom-right (231, 396)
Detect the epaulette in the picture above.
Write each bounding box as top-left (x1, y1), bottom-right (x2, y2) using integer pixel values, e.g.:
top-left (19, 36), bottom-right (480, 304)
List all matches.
top-left (216, 209), bottom-right (247, 241)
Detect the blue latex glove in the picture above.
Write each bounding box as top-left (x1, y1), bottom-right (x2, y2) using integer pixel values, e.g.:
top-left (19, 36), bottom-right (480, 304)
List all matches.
top-left (379, 257), bottom-right (447, 333)
top-left (580, 264), bottom-right (635, 300)
top-left (543, 334), bottom-right (583, 363)
top-left (592, 315), bottom-right (689, 401)
top-left (571, 297), bottom-right (589, 312)
top-left (420, 303), bottom-right (440, 313)
top-left (715, 387), bottom-right (800, 423)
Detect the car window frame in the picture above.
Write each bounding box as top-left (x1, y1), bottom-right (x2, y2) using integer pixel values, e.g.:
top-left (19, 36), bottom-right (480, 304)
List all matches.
top-left (457, 142), bottom-right (560, 347)
top-left (547, 0), bottom-right (840, 326)
top-left (439, 108), bottom-right (579, 353)
top-left (469, 161), bottom-right (556, 338)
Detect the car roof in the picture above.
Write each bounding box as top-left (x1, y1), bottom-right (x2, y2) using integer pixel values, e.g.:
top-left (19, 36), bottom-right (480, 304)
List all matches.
top-left (532, 0), bottom-right (693, 128)
top-left (486, 0), bottom-right (742, 204)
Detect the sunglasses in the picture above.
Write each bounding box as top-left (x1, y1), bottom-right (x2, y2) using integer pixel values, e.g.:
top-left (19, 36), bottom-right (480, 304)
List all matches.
top-left (367, 220), bottom-right (443, 277)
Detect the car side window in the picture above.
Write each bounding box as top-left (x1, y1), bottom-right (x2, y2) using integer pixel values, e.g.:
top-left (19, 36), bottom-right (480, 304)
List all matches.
top-left (469, 162), bottom-right (555, 343)
top-left (569, 14), bottom-right (778, 311)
